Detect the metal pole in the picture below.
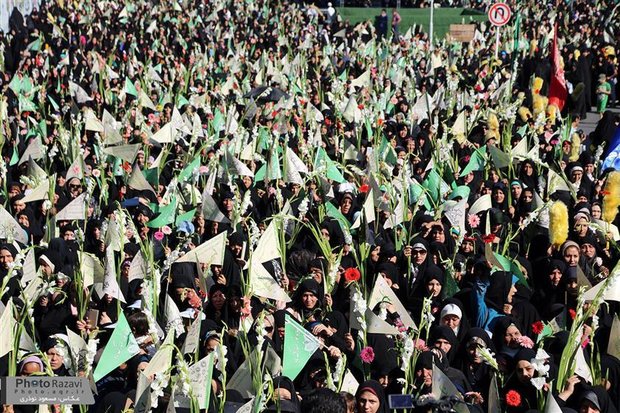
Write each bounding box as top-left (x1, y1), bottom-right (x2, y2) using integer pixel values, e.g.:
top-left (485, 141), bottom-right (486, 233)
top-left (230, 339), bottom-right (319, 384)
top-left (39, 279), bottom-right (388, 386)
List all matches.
top-left (429, 0), bottom-right (434, 48)
top-left (495, 27), bottom-right (500, 59)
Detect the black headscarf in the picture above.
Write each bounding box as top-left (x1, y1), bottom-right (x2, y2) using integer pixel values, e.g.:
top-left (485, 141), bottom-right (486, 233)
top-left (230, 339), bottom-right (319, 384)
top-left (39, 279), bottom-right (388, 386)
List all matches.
top-left (356, 380), bottom-right (389, 413)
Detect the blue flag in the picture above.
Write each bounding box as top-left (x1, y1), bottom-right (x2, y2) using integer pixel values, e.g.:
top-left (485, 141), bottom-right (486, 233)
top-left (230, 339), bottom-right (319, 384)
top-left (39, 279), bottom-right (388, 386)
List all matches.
top-left (601, 126), bottom-right (620, 171)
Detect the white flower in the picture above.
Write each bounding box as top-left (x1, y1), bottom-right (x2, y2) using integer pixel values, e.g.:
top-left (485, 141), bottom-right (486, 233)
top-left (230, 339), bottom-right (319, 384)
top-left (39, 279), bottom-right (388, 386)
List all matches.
top-left (477, 347), bottom-right (499, 371)
top-left (530, 357), bottom-right (550, 377)
top-left (332, 355), bottom-right (346, 384)
top-left (530, 377), bottom-right (546, 390)
top-left (298, 198), bottom-right (309, 218)
top-left (150, 372), bottom-right (170, 409)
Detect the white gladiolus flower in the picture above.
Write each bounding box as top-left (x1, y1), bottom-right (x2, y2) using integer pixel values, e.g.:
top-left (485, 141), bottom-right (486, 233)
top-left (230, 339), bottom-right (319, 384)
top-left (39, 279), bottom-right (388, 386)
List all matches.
top-left (530, 377), bottom-right (546, 390)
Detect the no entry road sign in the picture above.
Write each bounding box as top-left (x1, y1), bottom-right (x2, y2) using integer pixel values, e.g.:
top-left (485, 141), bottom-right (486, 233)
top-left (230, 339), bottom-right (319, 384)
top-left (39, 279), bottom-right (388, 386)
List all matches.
top-left (488, 2), bottom-right (511, 27)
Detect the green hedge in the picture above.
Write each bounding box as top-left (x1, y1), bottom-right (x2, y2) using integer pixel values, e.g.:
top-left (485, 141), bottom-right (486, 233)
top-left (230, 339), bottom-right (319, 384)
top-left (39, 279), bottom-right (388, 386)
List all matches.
top-left (337, 7), bottom-right (487, 39)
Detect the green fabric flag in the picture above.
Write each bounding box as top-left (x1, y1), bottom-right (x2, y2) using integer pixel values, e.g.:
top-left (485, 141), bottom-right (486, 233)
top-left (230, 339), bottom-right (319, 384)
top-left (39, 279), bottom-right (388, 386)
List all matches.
top-left (146, 197), bottom-right (177, 228)
top-left (143, 167), bottom-right (159, 187)
top-left (314, 147), bottom-right (345, 183)
top-left (93, 312), bottom-right (141, 382)
top-left (488, 145), bottom-right (511, 169)
top-left (282, 314), bottom-right (321, 380)
top-left (177, 94), bottom-right (189, 108)
top-left (325, 202), bottom-right (351, 231)
top-left (178, 157), bottom-right (201, 183)
top-left (18, 95), bottom-right (37, 113)
top-left (493, 252), bottom-right (527, 286)
top-left (48, 95), bottom-right (60, 112)
top-left (379, 137), bottom-right (397, 165)
top-left (175, 208), bottom-right (196, 226)
top-left (9, 146), bottom-right (19, 166)
top-left (459, 146), bottom-right (487, 177)
top-left (448, 185), bottom-right (470, 201)
top-left (257, 126), bottom-right (271, 151)
top-left (408, 183), bottom-right (425, 204)
top-left (27, 38), bottom-right (41, 51)
top-left (9, 75), bottom-right (22, 93)
top-left (211, 109), bottom-right (225, 133)
top-left (422, 169), bottom-right (442, 205)
top-left (124, 78), bottom-right (138, 97)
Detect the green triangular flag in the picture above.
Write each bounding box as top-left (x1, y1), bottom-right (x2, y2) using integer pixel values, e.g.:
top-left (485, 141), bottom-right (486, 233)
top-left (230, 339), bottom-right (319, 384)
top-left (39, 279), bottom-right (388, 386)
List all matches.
top-left (325, 202), bottom-right (351, 231)
top-left (143, 167), bottom-right (159, 187)
top-left (488, 145), bottom-right (511, 169)
top-left (93, 312), bottom-right (141, 382)
top-left (19, 94), bottom-right (38, 113)
top-left (178, 157), bottom-right (201, 183)
top-left (124, 77), bottom-right (138, 97)
top-left (314, 147), bottom-right (345, 183)
top-left (9, 146), bottom-right (19, 166)
top-left (422, 169), bottom-right (442, 204)
top-left (146, 197), bottom-right (177, 228)
top-left (459, 146), bottom-right (487, 177)
top-left (282, 314), bottom-right (321, 380)
top-left (175, 208), bottom-right (196, 226)
top-left (27, 38), bottom-right (41, 51)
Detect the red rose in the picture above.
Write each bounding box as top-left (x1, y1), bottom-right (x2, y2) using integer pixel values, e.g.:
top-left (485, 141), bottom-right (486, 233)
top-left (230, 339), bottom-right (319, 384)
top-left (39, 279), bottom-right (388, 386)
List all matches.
top-left (505, 390), bottom-right (522, 407)
top-left (532, 321), bottom-right (544, 335)
top-left (481, 234), bottom-right (496, 244)
top-left (344, 268), bottom-right (361, 283)
top-left (357, 104), bottom-right (364, 110)
top-left (359, 184), bottom-right (369, 193)
top-left (569, 309), bottom-right (576, 320)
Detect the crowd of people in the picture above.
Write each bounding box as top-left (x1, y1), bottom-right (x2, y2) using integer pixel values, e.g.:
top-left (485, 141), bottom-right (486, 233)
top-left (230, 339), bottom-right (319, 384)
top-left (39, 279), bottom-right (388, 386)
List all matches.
top-left (0, 0), bottom-right (619, 412)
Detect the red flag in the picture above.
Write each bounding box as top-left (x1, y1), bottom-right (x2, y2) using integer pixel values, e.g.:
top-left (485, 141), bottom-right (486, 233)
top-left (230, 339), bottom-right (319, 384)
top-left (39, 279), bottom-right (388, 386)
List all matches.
top-left (548, 24), bottom-right (568, 111)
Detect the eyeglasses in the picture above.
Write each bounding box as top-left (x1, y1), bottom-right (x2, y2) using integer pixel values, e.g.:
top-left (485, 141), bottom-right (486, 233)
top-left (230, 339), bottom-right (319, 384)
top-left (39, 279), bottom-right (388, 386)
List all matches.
top-left (69, 184), bottom-right (82, 190)
top-left (412, 250), bottom-right (427, 255)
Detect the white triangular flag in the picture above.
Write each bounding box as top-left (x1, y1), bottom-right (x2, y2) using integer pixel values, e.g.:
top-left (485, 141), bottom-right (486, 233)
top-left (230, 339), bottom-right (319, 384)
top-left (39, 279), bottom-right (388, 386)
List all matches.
top-left (432, 363), bottom-right (467, 413)
top-left (18, 138), bottom-right (44, 165)
top-left (22, 179), bottom-right (50, 203)
top-left (0, 205), bottom-right (28, 244)
top-left (84, 110), bottom-right (105, 132)
top-left (250, 261), bottom-right (291, 302)
top-left (101, 143), bottom-right (141, 163)
top-left (176, 231), bottom-right (227, 266)
top-left (368, 275), bottom-right (417, 330)
top-left (0, 300), bottom-right (15, 357)
top-left (128, 166), bottom-right (156, 194)
top-left (128, 252), bottom-right (147, 283)
top-left (574, 345), bottom-right (593, 383)
top-left (55, 193), bottom-right (87, 221)
top-left (151, 122), bottom-right (175, 144)
top-left (469, 194), bottom-right (492, 216)
top-left (608, 315), bottom-right (620, 360)
top-left (352, 189), bottom-right (376, 229)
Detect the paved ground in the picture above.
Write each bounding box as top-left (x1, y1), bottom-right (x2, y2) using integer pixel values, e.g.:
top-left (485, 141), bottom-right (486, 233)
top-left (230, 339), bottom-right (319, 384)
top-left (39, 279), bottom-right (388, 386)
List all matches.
top-left (580, 108), bottom-right (620, 135)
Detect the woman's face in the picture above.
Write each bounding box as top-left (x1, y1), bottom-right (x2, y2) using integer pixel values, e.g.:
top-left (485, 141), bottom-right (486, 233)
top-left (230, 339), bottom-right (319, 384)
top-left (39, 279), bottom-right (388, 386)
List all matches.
top-left (504, 325), bottom-right (522, 348)
top-left (563, 246), bottom-right (580, 267)
top-left (516, 360), bottom-right (535, 384)
top-left (211, 290), bottom-right (226, 309)
top-left (434, 338), bottom-right (452, 355)
top-left (461, 240), bottom-right (474, 253)
top-left (357, 390), bottom-right (380, 413)
top-left (417, 367), bottom-right (433, 387)
top-left (441, 314), bottom-right (460, 331)
top-left (574, 218), bottom-right (589, 237)
top-left (549, 268), bottom-right (563, 287)
top-left (426, 279), bottom-right (442, 297)
top-left (591, 205), bottom-right (602, 219)
top-left (46, 348), bottom-right (64, 370)
top-left (493, 189), bottom-right (505, 204)
top-left (341, 197), bottom-right (352, 214)
top-left (467, 345), bottom-right (482, 364)
top-left (302, 292), bottom-right (318, 309)
top-left (580, 400), bottom-right (601, 413)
